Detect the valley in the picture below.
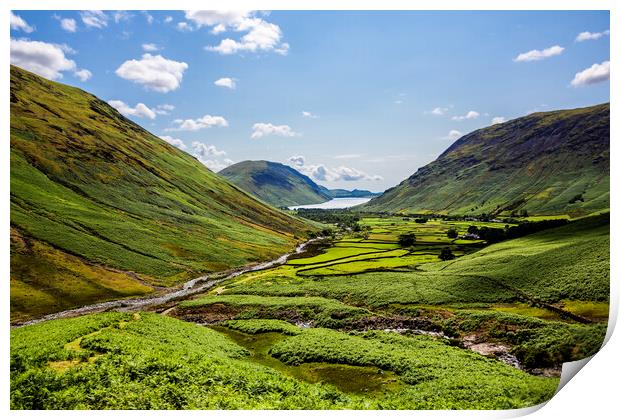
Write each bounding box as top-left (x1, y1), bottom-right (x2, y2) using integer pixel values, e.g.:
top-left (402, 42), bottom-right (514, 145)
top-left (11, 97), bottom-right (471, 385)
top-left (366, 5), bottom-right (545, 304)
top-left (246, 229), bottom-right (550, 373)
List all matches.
top-left (11, 212), bottom-right (609, 409)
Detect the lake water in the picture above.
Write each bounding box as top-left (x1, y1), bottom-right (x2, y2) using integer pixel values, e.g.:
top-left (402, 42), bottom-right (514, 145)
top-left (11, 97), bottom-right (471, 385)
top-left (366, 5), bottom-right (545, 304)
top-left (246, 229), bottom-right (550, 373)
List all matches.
top-left (288, 197), bottom-right (372, 210)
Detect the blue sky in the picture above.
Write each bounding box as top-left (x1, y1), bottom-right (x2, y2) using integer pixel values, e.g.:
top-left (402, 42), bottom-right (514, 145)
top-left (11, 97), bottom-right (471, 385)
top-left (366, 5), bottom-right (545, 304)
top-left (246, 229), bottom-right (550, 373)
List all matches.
top-left (10, 10), bottom-right (610, 191)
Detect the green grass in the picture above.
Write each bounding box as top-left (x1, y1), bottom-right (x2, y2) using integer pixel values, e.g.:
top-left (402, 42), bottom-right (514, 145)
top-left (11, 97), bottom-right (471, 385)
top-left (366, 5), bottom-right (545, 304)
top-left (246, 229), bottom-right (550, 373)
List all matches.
top-left (223, 319), bottom-right (303, 335)
top-left (11, 313), bottom-right (558, 409)
top-left (270, 328), bottom-right (559, 409)
top-left (10, 65), bottom-right (315, 321)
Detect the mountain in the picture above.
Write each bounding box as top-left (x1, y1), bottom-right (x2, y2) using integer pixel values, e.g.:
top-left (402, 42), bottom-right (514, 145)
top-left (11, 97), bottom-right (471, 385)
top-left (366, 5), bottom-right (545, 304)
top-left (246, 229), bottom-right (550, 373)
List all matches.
top-left (219, 160), bottom-right (331, 207)
top-left (318, 186), bottom-right (380, 198)
top-left (10, 65), bottom-right (314, 321)
top-left (362, 103), bottom-right (609, 216)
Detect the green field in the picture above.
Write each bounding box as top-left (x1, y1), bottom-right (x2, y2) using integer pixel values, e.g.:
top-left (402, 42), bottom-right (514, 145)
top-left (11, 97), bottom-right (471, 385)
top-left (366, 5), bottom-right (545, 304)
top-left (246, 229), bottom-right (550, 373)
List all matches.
top-left (10, 212), bottom-right (609, 409)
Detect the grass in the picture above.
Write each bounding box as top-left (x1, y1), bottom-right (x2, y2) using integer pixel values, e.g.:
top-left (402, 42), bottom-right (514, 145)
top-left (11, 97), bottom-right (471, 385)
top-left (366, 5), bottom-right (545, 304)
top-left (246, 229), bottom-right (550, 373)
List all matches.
top-left (10, 65), bottom-right (316, 321)
top-left (11, 313), bottom-right (558, 409)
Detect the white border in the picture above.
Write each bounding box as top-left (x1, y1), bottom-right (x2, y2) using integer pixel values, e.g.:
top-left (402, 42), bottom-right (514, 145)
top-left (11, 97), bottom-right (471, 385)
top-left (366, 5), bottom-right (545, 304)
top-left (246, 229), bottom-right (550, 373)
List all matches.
top-left (2, 1), bottom-right (616, 419)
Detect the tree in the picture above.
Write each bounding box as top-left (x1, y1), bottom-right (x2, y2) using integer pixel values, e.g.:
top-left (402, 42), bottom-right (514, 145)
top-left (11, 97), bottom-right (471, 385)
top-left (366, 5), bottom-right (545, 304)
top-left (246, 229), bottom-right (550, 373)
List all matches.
top-left (398, 233), bottom-right (416, 247)
top-left (467, 225), bottom-right (479, 234)
top-left (439, 247), bottom-right (455, 261)
top-left (415, 218), bottom-right (428, 224)
top-left (447, 228), bottom-right (458, 239)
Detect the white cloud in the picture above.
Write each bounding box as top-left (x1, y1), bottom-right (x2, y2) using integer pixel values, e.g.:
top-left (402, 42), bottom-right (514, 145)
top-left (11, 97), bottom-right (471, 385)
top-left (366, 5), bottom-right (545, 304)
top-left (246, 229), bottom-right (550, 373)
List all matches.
top-left (142, 11), bottom-right (154, 25)
top-left (576, 30), bottom-right (609, 42)
top-left (451, 111), bottom-right (480, 121)
top-left (176, 22), bottom-right (194, 32)
top-left (113, 11), bottom-right (132, 24)
top-left (570, 61), bottom-right (610, 87)
top-left (80, 11), bottom-right (108, 29)
top-left (164, 16), bottom-right (173, 24)
top-left (60, 18), bottom-right (77, 32)
top-left (108, 100), bottom-right (156, 119)
top-left (11, 12), bottom-right (35, 33)
top-left (214, 77), bottom-right (236, 89)
top-left (74, 68), bottom-right (92, 81)
top-left (491, 116), bottom-right (506, 125)
top-left (167, 114), bottom-right (229, 131)
top-left (443, 130), bottom-right (463, 141)
top-left (251, 123), bottom-right (299, 139)
top-left (191, 141), bottom-right (233, 171)
top-left (429, 107), bottom-right (448, 116)
top-left (514, 45), bottom-right (564, 62)
top-left (191, 11), bottom-right (289, 55)
top-left (115, 54), bottom-right (188, 93)
top-left (142, 43), bottom-right (161, 52)
top-left (159, 135), bottom-right (187, 150)
top-left (287, 156), bottom-right (382, 182)
top-left (10, 38), bottom-right (91, 81)
top-left (302, 111), bottom-right (318, 119)
top-left (154, 104), bottom-right (174, 115)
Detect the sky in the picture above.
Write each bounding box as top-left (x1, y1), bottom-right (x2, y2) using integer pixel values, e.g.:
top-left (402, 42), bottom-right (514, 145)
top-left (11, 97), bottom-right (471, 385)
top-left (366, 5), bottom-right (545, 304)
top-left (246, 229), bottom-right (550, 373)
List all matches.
top-left (10, 10), bottom-right (610, 191)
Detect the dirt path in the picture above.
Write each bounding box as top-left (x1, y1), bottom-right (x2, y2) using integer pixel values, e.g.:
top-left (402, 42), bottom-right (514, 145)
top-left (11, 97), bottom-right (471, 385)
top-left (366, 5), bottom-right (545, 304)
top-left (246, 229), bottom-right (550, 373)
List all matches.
top-left (12, 238), bottom-right (323, 328)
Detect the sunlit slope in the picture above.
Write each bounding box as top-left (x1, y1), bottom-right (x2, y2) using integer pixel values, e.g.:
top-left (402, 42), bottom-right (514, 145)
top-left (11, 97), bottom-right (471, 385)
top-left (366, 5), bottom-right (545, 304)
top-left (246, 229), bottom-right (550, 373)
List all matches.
top-left (363, 104), bottom-right (609, 216)
top-left (10, 65), bottom-right (312, 320)
top-left (219, 160), bottom-right (331, 207)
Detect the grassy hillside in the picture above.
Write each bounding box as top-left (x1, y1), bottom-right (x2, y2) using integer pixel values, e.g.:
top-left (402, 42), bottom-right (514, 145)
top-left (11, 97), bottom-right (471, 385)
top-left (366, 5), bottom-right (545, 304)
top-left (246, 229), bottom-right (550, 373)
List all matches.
top-left (219, 160), bottom-right (331, 207)
top-left (10, 65), bottom-right (313, 321)
top-left (363, 103), bottom-right (609, 216)
top-left (10, 312), bottom-right (558, 409)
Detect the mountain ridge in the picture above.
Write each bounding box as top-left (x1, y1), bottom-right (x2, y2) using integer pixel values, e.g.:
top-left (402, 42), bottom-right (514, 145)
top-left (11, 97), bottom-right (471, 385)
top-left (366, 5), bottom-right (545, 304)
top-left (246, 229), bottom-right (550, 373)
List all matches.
top-left (362, 103), bottom-right (609, 216)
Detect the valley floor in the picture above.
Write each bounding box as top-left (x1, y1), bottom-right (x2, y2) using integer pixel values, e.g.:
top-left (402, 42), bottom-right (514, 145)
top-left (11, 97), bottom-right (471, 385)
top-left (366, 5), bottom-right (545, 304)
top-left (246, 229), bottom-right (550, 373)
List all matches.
top-left (10, 214), bottom-right (609, 409)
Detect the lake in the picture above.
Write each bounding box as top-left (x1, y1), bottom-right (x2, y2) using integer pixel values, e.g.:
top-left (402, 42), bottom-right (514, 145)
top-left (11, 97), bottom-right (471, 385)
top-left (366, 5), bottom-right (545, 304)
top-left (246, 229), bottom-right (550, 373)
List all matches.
top-left (288, 197), bottom-right (372, 210)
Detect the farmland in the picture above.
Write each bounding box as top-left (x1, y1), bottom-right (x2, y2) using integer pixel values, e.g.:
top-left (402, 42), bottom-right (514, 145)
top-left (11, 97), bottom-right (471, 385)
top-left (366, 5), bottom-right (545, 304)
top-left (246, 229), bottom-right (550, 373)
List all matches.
top-left (11, 213), bottom-right (608, 409)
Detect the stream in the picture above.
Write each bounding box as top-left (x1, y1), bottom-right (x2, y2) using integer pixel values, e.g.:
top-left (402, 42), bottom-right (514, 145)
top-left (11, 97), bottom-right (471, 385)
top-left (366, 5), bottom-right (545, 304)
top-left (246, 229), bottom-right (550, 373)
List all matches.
top-left (13, 238), bottom-right (323, 328)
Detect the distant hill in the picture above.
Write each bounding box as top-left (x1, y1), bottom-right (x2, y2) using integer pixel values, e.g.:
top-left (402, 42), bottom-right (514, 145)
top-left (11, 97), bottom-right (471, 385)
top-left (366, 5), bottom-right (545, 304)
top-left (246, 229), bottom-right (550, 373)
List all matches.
top-left (362, 103), bottom-right (609, 216)
top-left (318, 186), bottom-right (380, 199)
top-left (219, 160), bottom-right (332, 207)
top-left (220, 160), bottom-right (379, 207)
top-left (10, 65), bottom-right (313, 321)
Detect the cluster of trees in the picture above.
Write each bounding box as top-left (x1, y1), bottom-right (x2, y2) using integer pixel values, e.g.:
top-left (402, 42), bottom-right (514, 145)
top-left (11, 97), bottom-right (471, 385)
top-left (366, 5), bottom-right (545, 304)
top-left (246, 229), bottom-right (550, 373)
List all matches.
top-left (397, 233), bottom-right (417, 247)
top-left (468, 219), bottom-right (569, 244)
top-left (296, 209), bottom-right (360, 230)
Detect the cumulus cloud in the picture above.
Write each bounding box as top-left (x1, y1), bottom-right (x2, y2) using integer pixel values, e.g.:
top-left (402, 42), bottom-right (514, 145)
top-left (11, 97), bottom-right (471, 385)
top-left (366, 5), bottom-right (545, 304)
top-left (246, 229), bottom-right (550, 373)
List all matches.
top-left (187, 11), bottom-right (289, 55)
top-left (11, 12), bottom-right (35, 33)
top-left (74, 68), bottom-right (92, 81)
top-left (108, 100), bottom-right (157, 119)
top-left (191, 141), bottom-right (233, 171)
top-left (60, 18), bottom-right (77, 32)
top-left (115, 54), bottom-right (188, 93)
top-left (113, 11), bottom-right (133, 23)
top-left (576, 30), bottom-right (609, 42)
top-left (429, 107), bottom-right (448, 116)
top-left (164, 16), bottom-right (173, 24)
top-left (570, 61), bottom-right (610, 87)
top-left (451, 111), bottom-right (480, 121)
top-left (251, 123), bottom-right (299, 139)
top-left (167, 114), bottom-right (229, 131)
top-left (80, 11), bottom-right (108, 28)
top-left (141, 11), bottom-right (154, 24)
top-left (142, 43), bottom-right (161, 52)
top-left (287, 156), bottom-right (382, 182)
top-left (491, 116), bottom-right (506, 125)
top-left (10, 38), bottom-right (91, 81)
top-left (443, 130), bottom-right (463, 141)
top-left (514, 45), bottom-right (564, 62)
top-left (176, 22), bottom-right (194, 32)
top-left (214, 77), bottom-right (236, 89)
top-left (302, 111), bottom-right (318, 119)
top-left (159, 135), bottom-right (187, 150)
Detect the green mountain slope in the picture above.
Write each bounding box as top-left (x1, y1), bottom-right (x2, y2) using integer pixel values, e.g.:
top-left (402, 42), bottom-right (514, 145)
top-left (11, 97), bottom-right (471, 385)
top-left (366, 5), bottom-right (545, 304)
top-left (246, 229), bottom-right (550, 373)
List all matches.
top-left (10, 65), bottom-right (313, 321)
top-left (363, 103), bottom-right (609, 216)
top-left (219, 160), bottom-right (331, 207)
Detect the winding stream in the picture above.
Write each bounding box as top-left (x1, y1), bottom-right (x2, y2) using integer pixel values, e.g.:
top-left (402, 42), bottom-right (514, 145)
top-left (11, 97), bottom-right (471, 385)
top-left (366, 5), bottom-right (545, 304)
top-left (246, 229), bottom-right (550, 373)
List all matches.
top-left (13, 238), bottom-right (323, 328)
